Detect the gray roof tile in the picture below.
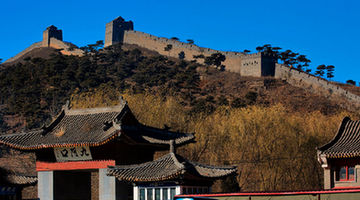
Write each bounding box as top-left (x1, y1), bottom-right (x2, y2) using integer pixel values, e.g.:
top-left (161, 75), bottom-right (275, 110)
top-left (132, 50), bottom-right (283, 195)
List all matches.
top-left (318, 117), bottom-right (360, 158)
top-left (107, 153), bottom-right (237, 182)
top-left (0, 102), bottom-right (194, 150)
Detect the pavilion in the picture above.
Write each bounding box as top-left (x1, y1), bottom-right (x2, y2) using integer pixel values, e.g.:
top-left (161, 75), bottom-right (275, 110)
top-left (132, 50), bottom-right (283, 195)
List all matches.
top-left (318, 117), bottom-right (360, 189)
top-left (0, 98), bottom-right (236, 200)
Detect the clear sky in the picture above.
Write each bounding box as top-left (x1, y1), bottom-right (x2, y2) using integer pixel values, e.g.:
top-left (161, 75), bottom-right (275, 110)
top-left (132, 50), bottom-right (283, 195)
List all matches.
top-left (1, 0), bottom-right (359, 84)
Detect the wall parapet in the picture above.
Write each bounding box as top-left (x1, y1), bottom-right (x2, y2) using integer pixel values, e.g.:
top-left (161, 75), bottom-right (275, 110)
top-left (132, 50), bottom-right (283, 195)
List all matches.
top-left (275, 64), bottom-right (360, 107)
top-left (123, 30), bottom-right (276, 77)
top-left (4, 42), bottom-right (43, 63)
top-left (125, 30), bottom-right (245, 58)
top-left (49, 38), bottom-right (84, 56)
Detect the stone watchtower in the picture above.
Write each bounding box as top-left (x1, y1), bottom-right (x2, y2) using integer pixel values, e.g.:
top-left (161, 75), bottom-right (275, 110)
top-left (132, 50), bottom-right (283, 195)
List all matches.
top-left (42, 25), bottom-right (63, 47)
top-left (104, 17), bottom-right (133, 47)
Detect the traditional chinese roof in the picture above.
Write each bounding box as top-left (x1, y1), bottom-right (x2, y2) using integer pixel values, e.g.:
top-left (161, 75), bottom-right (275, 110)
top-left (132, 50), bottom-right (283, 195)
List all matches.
top-left (4, 174), bottom-right (37, 185)
top-left (107, 152), bottom-right (237, 183)
top-left (0, 153), bottom-right (37, 185)
top-left (0, 100), bottom-right (194, 150)
top-left (318, 117), bottom-right (360, 158)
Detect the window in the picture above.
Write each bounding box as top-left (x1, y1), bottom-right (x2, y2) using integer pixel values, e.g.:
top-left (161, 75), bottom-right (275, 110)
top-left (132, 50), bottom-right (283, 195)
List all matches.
top-left (137, 187), bottom-right (177, 200)
top-left (140, 189), bottom-right (145, 200)
top-left (155, 188), bottom-right (161, 200)
top-left (147, 189), bottom-right (153, 200)
top-left (162, 188), bottom-right (168, 200)
top-left (336, 166), bottom-right (355, 181)
top-left (170, 188), bottom-right (176, 199)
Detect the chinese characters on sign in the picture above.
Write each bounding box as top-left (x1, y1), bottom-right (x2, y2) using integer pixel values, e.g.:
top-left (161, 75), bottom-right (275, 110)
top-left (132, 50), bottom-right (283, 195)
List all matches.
top-left (54, 146), bottom-right (92, 161)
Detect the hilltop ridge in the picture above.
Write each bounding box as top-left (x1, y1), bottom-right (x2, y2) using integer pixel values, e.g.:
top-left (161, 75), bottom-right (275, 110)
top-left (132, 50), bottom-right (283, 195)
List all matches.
top-left (3, 16), bottom-right (360, 111)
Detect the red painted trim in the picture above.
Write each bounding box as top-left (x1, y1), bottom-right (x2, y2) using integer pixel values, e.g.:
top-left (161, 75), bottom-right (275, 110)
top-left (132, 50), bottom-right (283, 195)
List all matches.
top-left (175, 189), bottom-right (360, 197)
top-left (36, 160), bottom-right (115, 171)
top-left (333, 186), bottom-right (360, 189)
top-left (336, 165), bottom-right (355, 181)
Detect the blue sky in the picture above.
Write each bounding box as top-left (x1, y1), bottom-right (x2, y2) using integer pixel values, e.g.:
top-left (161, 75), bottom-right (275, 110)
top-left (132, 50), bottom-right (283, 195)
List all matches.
top-left (1, 0), bottom-right (359, 84)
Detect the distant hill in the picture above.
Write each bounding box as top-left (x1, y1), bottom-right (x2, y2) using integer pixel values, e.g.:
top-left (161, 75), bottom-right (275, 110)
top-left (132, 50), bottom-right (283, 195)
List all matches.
top-left (1, 42), bottom-right (360, 192)
top-left (0, 43), bottom-right (358, 133)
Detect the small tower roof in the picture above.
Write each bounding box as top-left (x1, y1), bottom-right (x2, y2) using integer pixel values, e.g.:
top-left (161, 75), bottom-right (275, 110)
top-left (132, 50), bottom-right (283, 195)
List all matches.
top-left (113, 16), bottom-right (125, 22)
top-left (46, 25), bottom-right (59, 30)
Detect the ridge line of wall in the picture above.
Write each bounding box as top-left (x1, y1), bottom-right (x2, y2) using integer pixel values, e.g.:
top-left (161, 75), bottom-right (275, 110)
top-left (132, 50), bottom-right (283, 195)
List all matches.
top-left (274, 64), bottom-right (360, 107)
top-left (4, 42), bottom-right (43, 63)
top-left (49, 38), bottom-right (84, 56)
top-left (122, 30), bottom-right (266, 76)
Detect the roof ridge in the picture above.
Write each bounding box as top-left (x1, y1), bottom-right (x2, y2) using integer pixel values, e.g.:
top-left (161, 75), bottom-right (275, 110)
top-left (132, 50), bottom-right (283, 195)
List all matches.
top-left (0, 129), bottom-right (41, 137)
top-left (109, 153), bottom-right (178, 169)
top-left (66, 103), bottom-right (126, 115)
top-left (169, 152), bottom-right (186, 170)
top-left (190, 160), bottom-right (237, 170)
top-left (317, 117), bottom-right (351, 151)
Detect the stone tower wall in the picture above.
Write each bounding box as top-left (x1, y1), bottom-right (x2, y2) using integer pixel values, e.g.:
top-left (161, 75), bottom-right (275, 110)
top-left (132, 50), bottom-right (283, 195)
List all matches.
top-left (104, 17), bottom-right (134, 47)
top-left (42, 26), bottom-right (63, 47)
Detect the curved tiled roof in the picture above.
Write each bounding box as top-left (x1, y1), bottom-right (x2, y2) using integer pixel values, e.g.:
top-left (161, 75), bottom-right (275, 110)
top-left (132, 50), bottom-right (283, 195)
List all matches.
top-left (107, 153), bottom-right (237, 182)
top-left (5, 174), bottom-right (37, 185)
top-left (0, 154), bottom-right (37, 185)
top-left (122, 125), bottom-right (195, 145)
top-left (318, 117), bottom-right (360, 158)
top-left (0, 101), bottom-right (194, 150)
top-left (0, 104), bottom-right (125, 150)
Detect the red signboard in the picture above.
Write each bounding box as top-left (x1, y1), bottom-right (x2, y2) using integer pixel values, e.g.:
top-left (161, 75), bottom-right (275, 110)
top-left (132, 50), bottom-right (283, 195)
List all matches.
top-left (36, 160), bottom-right (115, 171)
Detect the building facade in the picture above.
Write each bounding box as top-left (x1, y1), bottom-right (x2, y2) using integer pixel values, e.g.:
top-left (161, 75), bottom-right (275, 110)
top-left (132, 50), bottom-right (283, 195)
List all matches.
top-left (108, 142), bottom-right (236, 200)
top-left (317, 117), bottom-right (360, 189)
top-left (0, 99), bottom-right (235, 200)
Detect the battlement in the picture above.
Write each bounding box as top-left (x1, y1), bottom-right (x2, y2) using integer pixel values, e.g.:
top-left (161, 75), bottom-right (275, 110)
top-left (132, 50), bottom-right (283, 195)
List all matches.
top-left (126, 30), bottom-right (245, 58)
top-left (275, 64), bottom-right (360, 107)
top-left (104, 17), bottom-right (133, 47)
top-left (4, 16), bottom-right (360, 109)
top-left (42, 25), bottom-right (63, 47)
top-left (241, 52), bottom-right (276, 59)
top-left (4, 25), bottom-right (83, 63)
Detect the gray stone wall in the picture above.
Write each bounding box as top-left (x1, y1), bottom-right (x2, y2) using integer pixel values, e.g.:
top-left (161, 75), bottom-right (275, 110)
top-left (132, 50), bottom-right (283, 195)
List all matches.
top-left (275, 64), bottom-right (360, 107)
top-left (122, 30), bottom-right (275, 77)
top-left (323, 167), bottom-right (331, 189)
top-left (240, 53), bottom-right (262, 77)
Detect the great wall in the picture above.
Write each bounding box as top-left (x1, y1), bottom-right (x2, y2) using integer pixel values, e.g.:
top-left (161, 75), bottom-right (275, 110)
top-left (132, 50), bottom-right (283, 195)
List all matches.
top-left (4, 17), bottom-right (360, 108)
top-left (4, 26), bottom-right (83, 64)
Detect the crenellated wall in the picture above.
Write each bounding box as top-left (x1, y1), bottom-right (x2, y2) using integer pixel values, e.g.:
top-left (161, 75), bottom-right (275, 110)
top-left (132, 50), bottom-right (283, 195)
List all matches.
top-left (122, 29), bottom-right (360, 106)
top-left (275, 64), bottom-right (360, 107)
top-left (123, 30), bottom-right (255, 75)
top-left (5, 18), bottom-right (360, 108)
